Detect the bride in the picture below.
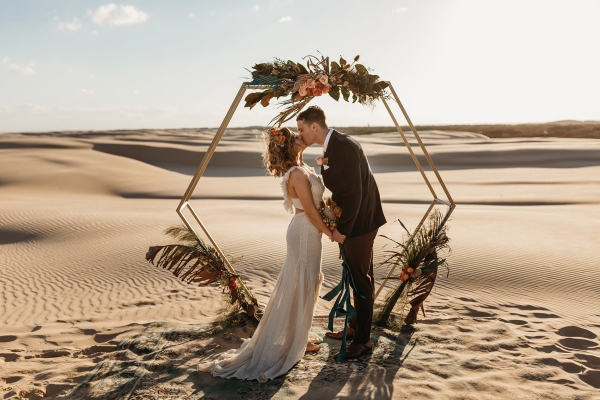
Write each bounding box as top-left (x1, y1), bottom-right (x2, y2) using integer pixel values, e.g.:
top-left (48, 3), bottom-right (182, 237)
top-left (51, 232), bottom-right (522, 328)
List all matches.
top-left (198, 126), bottom-right (333, 382)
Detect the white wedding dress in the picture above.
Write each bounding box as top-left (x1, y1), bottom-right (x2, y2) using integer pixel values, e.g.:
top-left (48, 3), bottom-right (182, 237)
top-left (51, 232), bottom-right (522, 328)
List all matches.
top-left (198, 164), bottom-right (325, 382)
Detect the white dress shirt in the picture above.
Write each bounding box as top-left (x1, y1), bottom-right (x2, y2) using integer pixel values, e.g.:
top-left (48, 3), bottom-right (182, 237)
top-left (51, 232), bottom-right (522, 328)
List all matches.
top-left (323, 128), bottom-right (334, 154)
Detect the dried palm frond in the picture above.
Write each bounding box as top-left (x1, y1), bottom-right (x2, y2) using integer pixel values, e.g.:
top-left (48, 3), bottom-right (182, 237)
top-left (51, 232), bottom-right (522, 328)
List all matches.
top-left (374, 209), bottom-right (451, 328)
top-left (146, 225), bottom-right (261, 324)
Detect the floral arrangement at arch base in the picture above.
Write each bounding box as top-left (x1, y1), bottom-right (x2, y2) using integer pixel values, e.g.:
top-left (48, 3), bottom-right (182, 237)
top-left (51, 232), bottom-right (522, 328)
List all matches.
top-left (244, 54), bottom-right (391, 126)
top-left (374, 209), bottom-right (451, 329)
top-left (146, 225), bottom-right (261, 326)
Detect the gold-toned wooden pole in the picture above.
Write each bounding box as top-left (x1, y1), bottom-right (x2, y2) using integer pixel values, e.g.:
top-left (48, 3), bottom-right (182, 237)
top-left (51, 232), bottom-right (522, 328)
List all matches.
top-left (381, 97), bottom-right (437, 199)
top-left (375, 83), bottom-right (456, 300)
top-left (184, 204), bottom-right (236, 273)
top-left (388, 83), bottom-right (455, 208)
top-left (176, 84), bottom-right (248, 272)
top-left (178, 84), bottom-right (248, 209)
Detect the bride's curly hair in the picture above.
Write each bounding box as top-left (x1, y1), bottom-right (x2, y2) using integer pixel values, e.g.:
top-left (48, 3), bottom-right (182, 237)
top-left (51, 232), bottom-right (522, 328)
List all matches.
top-left (261, 127), bottom-right (299, 178)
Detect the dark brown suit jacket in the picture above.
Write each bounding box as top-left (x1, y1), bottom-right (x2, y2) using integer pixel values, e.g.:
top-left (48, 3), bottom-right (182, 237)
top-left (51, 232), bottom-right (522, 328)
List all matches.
top-left (321, 130), bottom-right (386, 238)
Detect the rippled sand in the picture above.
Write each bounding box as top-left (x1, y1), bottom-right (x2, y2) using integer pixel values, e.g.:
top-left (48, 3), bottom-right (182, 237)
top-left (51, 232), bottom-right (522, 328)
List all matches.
top-left (1, 129), bottom-right (599, 398)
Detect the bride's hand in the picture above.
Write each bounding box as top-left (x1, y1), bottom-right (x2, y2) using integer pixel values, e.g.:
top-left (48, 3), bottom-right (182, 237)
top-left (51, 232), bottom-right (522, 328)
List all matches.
top-left (332, 229), bottom-right (346, 244)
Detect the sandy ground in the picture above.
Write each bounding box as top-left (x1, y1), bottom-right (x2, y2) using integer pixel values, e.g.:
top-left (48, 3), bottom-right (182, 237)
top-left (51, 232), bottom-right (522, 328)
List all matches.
top-left (1, 128), bottom-right (599, 398)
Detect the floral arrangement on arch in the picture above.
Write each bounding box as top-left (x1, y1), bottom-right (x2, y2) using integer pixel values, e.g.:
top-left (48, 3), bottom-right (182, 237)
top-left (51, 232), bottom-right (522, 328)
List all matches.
top-left (244, 54), bottom-right (390, 126)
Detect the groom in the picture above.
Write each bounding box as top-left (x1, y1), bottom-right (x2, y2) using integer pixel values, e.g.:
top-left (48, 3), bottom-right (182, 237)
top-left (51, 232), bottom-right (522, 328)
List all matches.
top-left (297, 106), bottom-right (386, 359)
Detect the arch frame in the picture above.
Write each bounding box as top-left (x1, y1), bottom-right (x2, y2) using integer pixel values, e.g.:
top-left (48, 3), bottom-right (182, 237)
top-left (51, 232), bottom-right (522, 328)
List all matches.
top-left (176, 81), bottom-right (456, 299)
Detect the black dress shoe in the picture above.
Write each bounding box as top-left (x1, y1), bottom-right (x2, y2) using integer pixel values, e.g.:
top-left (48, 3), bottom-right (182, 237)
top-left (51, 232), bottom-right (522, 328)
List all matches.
top-left (337, 339), bottom-right (374, 360)
top-left (325, 326), bottom-right (354, 341)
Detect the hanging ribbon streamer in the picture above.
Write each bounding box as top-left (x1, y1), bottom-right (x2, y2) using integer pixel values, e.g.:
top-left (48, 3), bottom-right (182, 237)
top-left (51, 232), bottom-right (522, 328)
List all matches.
top-left (321, 243), bottom-right (364, 362)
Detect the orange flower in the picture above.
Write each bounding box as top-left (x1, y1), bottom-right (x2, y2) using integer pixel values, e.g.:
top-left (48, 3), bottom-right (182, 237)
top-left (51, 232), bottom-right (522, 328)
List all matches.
top-left (406, 267), bottom-right (414, 274)
top-left (410, 269), bottom-right (422, 278)
top-left (322, 84), bottom-right (331, 94)
top-left (228, 276), bottom-right (238, 291)
top-left (315, 81), bottom-right (324, 90)
top-left (399, 273), bottom-right (409, 282)
top-left (313, 88), bottom-right (323, 96)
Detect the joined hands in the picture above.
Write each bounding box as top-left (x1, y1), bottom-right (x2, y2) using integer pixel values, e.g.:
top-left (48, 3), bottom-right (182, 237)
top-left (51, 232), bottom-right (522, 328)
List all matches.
top-left (329, 228), bottom-right (346, 244)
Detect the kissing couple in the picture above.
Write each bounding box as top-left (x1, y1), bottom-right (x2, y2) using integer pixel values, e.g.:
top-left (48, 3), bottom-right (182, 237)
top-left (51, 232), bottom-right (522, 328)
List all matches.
top-left (199, 106), bottom-right (386, 382)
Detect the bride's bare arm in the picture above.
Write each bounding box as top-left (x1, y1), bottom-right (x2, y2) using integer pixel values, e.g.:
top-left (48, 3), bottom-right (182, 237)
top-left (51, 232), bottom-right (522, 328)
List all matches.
top-left (288, 169), bottom-right (332, 238)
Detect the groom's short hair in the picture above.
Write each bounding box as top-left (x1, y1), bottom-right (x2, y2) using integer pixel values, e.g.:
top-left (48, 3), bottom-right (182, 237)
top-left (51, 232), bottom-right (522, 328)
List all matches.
top-left (297, 106), bottom-right (327, 129)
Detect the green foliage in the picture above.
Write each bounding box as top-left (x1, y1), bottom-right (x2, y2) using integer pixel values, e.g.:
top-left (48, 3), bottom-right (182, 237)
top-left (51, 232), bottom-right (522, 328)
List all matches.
top-left (341, 86), bottom-right (350, 102)
top-left (355, 64), bottom-right (368, 75)
top-left (328, 86), bottom-right (340, 101)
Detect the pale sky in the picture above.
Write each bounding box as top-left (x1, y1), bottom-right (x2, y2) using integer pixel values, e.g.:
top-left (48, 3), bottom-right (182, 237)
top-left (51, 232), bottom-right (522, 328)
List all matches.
top-left (1, 0), bottom-right (599, 133)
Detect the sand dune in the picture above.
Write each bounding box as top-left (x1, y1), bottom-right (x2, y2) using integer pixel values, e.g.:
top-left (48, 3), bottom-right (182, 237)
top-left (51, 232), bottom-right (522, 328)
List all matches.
top-left (1, 129), bottom-right (599, 398)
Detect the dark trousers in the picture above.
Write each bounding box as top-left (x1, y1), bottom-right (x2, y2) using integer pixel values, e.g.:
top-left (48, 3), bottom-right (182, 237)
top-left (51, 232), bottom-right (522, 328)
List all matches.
top-left (343, 228), bottom-right (378, 344)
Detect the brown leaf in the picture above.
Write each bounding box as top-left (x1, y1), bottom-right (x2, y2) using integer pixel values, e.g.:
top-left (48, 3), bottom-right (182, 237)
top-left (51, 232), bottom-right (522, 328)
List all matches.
top-left (244, 92), bottom-right (260, 103)
top-left (247, 304), bottom-right (256, 318)
top-left (146, 246), bottom-right (164, 263)
top-left (261, 93), bottom-right (272, 107)
top-left (230, 288), bottom-right (239, 304)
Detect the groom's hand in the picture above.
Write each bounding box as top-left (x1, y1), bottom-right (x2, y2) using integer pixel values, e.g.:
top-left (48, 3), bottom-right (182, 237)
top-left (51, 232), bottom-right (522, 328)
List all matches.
top-left (332, 229), bottom-right (346, 244)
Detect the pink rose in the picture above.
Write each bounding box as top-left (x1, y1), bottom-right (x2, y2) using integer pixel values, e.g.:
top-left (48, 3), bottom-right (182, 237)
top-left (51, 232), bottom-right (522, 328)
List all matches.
top-left (319, 75), bottom-right (328, 85)
top-left (299, 88), bottom-right (307, 97)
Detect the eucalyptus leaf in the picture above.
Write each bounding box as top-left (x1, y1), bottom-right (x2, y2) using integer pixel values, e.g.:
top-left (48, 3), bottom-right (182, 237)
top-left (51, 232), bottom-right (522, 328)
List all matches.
top-left (341, 86), bottom-right (350, 102)
top-left (331, 61), bottom-right (341, 71)
top-left (355, 64), bottom-right (368, 74)
top-left (328, 86), bottom-right (340, 101)
top-left (340, 57), bottom-right (347, 66)
top-left (297, 63), bottom-right (308, 74)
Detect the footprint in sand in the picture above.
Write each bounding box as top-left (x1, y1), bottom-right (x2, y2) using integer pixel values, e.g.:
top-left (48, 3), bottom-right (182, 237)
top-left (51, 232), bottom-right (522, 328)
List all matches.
top-left (0, 353), bottom-right (20, 362)
top-left (579, 369), bottom-right (600, 389)
top-left (575, 353), bottom-right (600, 370)
top-left (557, 326), bottom-right (597, 339)
top-left (558, 337), bottom-right (598, 350)
top-left (533, 312), bottom-right (560, 318)
top-left (39, 350), bottom-right (70, 358)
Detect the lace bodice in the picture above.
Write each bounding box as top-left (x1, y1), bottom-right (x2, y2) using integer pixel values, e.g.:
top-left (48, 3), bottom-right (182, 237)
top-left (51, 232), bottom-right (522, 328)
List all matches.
top-left (281, 165), bottom-right (325, 213)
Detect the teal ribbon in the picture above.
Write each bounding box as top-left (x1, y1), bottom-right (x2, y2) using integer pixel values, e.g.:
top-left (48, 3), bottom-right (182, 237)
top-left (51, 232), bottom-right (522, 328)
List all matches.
top-left (321, 243), bottom-right (364, 362)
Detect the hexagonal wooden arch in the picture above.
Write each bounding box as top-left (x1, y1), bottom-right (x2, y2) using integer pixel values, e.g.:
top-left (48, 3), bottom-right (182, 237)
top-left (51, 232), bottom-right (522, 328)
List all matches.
top-left (176, 81), bottom-right (456, 300)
